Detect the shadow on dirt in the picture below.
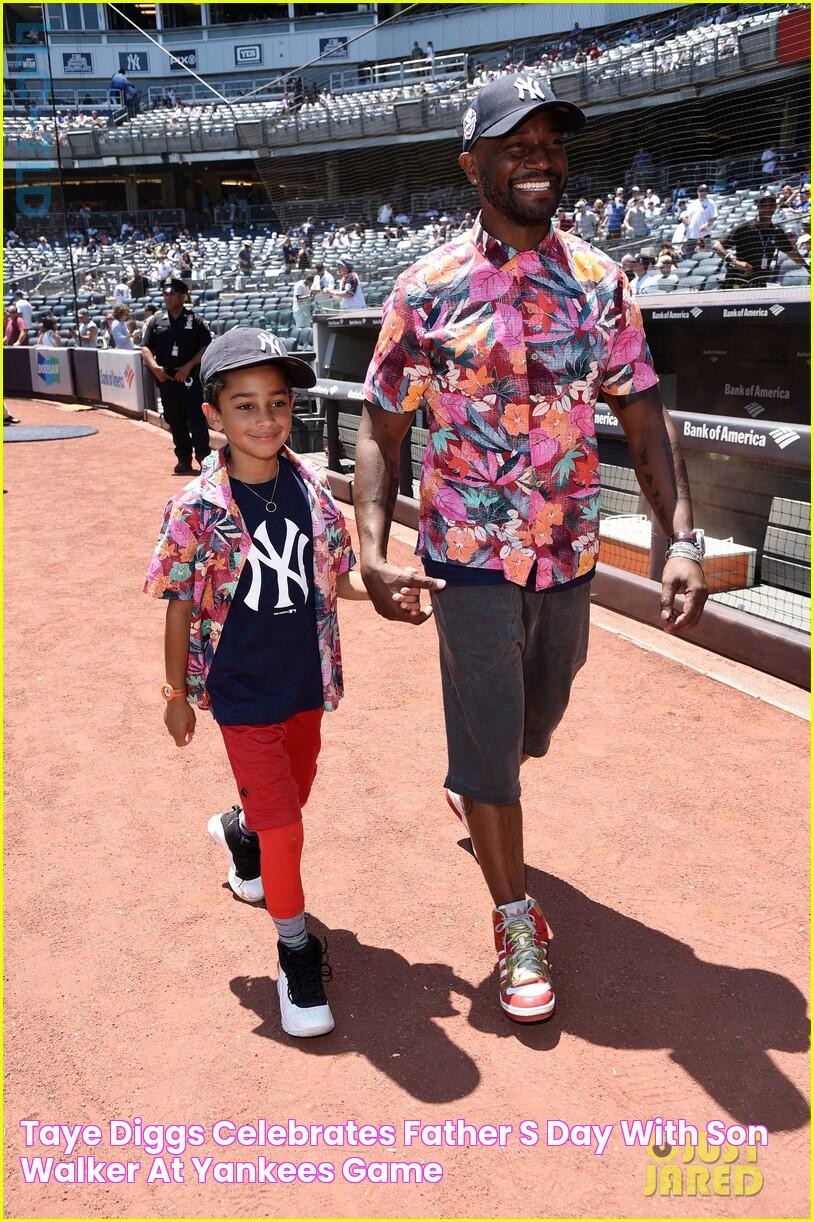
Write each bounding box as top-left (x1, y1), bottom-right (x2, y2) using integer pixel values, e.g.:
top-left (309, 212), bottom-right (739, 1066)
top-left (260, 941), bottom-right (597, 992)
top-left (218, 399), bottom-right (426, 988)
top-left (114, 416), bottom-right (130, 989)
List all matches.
top-left (230, 854), bottom-right (809, 1126)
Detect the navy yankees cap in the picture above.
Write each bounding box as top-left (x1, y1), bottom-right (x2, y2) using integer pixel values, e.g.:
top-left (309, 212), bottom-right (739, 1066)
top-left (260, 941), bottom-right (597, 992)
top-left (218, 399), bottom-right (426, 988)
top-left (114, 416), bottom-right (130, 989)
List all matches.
top-left (200, 326), bottom-right (317, 389)
top-left (461, 73), bottom-right (586, 152)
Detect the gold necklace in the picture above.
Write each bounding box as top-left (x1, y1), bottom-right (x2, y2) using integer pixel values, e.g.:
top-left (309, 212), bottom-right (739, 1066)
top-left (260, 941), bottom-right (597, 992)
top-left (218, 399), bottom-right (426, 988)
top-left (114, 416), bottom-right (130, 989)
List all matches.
top-left (229, 462), bottom-right (280, 513)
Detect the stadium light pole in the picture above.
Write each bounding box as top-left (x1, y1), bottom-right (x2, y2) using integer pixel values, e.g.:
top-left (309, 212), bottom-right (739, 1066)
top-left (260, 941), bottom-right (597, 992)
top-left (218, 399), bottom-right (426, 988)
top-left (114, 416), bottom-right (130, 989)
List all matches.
top-left (40, 3), bottom-right (80, 329)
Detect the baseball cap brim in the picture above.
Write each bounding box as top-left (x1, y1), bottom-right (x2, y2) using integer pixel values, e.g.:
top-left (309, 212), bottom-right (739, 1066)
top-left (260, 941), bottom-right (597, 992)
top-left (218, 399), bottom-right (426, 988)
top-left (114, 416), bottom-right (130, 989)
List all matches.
top-left (202, 351), bottom-right (317, 390)
top-left (474, 98), bottom-right (586, 145)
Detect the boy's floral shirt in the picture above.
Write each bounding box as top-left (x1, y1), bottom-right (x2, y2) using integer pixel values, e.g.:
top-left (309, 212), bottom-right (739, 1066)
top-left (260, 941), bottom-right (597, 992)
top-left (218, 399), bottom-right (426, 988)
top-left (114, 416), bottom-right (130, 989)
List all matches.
top-left (363, 215), bottom-right (658, 589)
top-left (144, 446), bottom-right (355, 711)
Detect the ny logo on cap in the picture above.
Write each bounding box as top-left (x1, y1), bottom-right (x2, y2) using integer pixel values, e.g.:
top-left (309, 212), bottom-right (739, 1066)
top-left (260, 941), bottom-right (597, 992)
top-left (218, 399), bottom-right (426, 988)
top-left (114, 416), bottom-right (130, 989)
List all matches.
top-left (257, 330), bottom-right (285, 357)
top-left (514, 76), bottom-right (547, 101)
top-left (462, 107), bottom-right (477, 140)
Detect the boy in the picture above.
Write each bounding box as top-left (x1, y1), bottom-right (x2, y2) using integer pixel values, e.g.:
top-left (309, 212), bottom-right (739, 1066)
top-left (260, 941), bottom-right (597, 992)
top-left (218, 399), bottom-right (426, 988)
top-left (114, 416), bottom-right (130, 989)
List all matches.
top-left (145, 327), bottom-right (421, 1037)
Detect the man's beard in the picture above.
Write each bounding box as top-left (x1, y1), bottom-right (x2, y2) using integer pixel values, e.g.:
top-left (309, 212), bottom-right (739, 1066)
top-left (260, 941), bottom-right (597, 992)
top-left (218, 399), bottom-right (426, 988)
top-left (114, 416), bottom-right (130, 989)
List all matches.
top-left (479, 165), bottom-right (564, 227)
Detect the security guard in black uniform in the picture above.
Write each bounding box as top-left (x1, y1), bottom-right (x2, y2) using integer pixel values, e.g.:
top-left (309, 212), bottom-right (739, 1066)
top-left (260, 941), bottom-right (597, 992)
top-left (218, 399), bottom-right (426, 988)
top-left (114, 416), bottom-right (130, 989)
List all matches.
top-left (141, 277), bottom-right (212, 474)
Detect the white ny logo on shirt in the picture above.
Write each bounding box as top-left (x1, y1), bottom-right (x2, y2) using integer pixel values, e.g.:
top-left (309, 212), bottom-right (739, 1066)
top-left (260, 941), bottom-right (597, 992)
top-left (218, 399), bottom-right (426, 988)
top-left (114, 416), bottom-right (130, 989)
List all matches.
top-left (244, 518), bottom-right (309, 612)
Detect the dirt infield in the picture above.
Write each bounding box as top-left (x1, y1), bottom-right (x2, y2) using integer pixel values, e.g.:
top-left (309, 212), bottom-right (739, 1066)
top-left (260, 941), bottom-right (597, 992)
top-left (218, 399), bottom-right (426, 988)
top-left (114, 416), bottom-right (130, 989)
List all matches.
top-left (4, 397), bottom-right (809, 1220)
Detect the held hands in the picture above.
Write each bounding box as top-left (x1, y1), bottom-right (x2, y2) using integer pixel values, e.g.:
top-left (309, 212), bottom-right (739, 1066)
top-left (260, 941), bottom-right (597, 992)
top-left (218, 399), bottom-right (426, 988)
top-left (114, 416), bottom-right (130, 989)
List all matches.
top-left (660, 556), bottom-right (707, 634)
top-left (362, 562), bottom-right (445, 625)
top-left (164, 699), bottom-right (196, 746)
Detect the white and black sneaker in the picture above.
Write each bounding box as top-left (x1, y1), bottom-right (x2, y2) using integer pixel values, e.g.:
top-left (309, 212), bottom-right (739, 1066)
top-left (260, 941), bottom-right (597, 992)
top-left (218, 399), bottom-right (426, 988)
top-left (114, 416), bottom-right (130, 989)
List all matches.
top-left (207, 805), bottom-right (264, 904)
top-left (277, 935), bottom-right (335, 1038)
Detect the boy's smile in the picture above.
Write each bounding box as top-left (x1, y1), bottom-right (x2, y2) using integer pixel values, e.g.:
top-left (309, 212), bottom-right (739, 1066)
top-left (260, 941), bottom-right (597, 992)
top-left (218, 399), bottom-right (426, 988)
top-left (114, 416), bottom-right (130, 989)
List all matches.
top-left (204, 363), bottom-right (295, 483)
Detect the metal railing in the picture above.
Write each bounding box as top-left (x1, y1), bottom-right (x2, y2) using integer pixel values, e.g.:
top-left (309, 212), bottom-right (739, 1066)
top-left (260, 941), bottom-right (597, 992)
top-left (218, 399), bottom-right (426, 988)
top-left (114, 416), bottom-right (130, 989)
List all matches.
top-left (3, 22), bottom-right (786, 165)
top-left (328, 51), bottom-right (467, 93)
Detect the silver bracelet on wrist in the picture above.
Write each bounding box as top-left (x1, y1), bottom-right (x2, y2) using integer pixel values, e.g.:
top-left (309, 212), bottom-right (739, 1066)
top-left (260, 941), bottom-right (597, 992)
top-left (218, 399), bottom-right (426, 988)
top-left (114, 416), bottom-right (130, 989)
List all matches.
top-left (665, 541), bottom-right (704, 566)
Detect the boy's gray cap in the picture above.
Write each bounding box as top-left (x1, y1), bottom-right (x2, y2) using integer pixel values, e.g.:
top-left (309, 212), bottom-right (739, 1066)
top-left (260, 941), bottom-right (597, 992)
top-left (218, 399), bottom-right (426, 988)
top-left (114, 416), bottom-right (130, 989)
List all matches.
top-left (200, 326), bottom-right (316, 389)
top-left (461, 73), bottom-right (585, 152)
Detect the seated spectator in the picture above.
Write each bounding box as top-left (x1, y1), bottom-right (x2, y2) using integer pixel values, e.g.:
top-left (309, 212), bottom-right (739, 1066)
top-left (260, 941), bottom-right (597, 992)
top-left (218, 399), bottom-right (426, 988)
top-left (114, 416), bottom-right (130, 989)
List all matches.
top-left (653, 254), bottom-right (679, 289)
top-left (38, 317), bottom-right (62, 347)
top-left (554, 207), bottom-right (574, 232)
top-left (4, 305), bottom-right (28, 347)
top-left (630, 253), bottom-right (661, 294)
top-left (110, 304), bottom-right (133, 349)
top-left (619, 253), bottom-right (635, 282)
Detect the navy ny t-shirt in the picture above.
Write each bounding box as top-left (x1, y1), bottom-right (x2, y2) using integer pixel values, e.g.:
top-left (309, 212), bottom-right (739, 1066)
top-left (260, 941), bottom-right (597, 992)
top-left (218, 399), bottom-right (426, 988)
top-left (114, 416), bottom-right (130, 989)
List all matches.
top-left (206, 458), bottom-right (324, 726)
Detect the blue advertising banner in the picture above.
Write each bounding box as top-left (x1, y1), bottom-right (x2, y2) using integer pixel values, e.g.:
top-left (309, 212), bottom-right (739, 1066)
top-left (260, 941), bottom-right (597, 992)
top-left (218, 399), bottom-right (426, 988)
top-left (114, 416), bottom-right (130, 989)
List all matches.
top-left (170, 49), bottom-right (198, 71)
top-left (118, 51), bottom-right (149, 73)
top-left (319, 36), bottom-right (349, 58)
top-left (61, 50), bottom-right (93, 73)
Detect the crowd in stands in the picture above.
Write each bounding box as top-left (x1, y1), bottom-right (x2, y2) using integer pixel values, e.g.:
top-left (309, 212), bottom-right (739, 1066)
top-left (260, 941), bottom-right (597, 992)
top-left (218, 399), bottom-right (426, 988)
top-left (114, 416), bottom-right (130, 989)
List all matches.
top-left (4, 162), bottom-right (810, 356)
top-left (5, 3), bottom-right (802, 149)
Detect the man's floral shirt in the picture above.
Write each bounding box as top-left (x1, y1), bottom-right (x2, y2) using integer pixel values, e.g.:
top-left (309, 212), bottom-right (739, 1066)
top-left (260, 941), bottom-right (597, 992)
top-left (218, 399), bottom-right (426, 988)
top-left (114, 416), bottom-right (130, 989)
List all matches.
top-left (363, 215), bottom-right (658, 589)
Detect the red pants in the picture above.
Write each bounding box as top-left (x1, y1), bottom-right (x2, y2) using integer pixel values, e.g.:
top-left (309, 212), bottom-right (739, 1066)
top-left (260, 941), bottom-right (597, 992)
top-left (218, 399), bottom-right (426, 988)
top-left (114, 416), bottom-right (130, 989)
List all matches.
top-left (220, 709), bottom-right (323, 833)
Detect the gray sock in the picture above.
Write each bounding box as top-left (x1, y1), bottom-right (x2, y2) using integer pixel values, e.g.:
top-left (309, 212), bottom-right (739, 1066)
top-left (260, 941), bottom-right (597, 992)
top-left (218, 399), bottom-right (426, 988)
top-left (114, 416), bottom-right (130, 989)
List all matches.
top-left (274, 912), bottom-right (308, 950)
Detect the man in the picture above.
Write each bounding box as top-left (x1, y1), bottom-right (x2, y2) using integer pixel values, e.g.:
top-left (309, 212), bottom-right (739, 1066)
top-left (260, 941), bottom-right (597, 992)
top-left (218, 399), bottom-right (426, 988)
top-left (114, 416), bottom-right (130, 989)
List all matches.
top-left (292, 274), bottom-right (313, 328)
top-left (141, 278), bottom-right (212, 476)
top-left (354, 74), bottom-right (706, 1025)
top-left (712, 191), bottom-right (807, 288)
top-left (572, 198), bottom-right (599, 240)
top-left (113, 277), bottom-right (132, 306)
top-left (683, 184), bottom-right (717, 254)
top-left (605, 190), bottom-right (626, 239)
top-left (630, 252), bottom-right (661, 294)
top-left (652, 253), bottom-right (679, 290)
top-left (4, 304), bottom-right (28, 346)
top-left (331, 257), bottom-right (366, 310)
top-left (378, 201), bottom-right (394, 225)
top-left (13, 289), bottom-right (33, 330)
top-left (311, 263), bottom-right (335, 295)
top-left (237, 240), bottom-right (253, 274)
top-left (71, 307), bottom-right (98, 348)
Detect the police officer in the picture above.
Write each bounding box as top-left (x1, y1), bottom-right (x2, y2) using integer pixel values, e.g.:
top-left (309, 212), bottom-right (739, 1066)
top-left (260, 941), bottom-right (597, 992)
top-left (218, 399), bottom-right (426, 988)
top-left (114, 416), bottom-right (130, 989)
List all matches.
top-left (141, 277), bottom-right (212, 475)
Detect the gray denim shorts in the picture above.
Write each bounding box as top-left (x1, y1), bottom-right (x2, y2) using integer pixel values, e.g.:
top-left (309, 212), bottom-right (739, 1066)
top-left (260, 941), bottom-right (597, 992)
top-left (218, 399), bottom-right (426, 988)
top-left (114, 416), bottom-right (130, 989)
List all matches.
top-left (430, 581), bottom-right (591, 806)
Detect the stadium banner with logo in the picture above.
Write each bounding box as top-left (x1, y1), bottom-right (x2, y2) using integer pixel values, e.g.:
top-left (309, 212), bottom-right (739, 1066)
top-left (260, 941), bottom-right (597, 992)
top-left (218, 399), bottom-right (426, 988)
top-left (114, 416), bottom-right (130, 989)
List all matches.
top-left (595, 403), bottom-right (810, 469)
top-left (118, 51), bottom-right (149, 74)
top-left (6, 52), bottom-right (39, 74)
top-left (234, 43), bottom-right (262, 66)
top-left (97, 350), bottom-right (144, 414)
top-left (319, 36), bottom-right (349, 58)
top-left (30, 346), bottom-right (74, 397)
top-left (61, 51), bottom-right (93, 74)
top-left (170, 50), bottom-right (198, 71)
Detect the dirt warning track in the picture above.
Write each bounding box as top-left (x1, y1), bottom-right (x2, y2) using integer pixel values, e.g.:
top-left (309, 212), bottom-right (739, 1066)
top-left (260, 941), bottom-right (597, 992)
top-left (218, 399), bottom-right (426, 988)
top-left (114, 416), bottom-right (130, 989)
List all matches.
top-left (4, 398), bottom-right (809, 1219)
